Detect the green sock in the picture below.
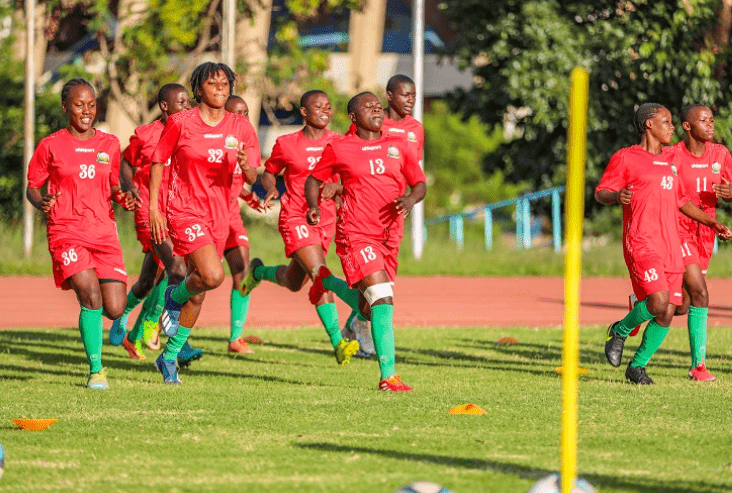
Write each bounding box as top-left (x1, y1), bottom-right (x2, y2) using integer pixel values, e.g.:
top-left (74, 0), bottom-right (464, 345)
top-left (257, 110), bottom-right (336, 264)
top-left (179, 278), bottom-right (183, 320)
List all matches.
top-left (170, 278), bottom-right (194, 305)
top-left (230, 289), bottom-right (251, 343)
top-left (124, 289), bottom-right (144, 316)
top-left (323, 275), bottom-right (360, 312)
top-left (162, 325), bottom-right (192, 361)
top-left (316, 303), bottom-right (342, 348)
top-left (615, 299), bottom-right (654, 337)
top-left (129, 282), bottom-right (160, 342)
top-left (148, 277), bottom-right (169, 322)
top-left (630, 319), bottom-right (670, 368)
top-left (254, 264), bottom-right (280, 284)
top-left (371, 304), bottom-right (396, 380)
top-left (79, 306), bottom-right (103, 373)
top-left (688, 305), bottom-right (708, 368)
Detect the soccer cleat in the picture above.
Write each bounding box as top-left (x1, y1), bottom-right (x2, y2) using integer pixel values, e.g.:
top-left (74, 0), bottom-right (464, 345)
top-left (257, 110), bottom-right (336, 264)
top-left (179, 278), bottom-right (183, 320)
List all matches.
top-left (604, 322), bottom-right (626, 367)
top-left (228, 337), bottom-right (255, 354)
top-left (155, 354), bottom-right (182, 384)
top-left (142, 320), bottom-right (161, 351)
top-left (308, 264), bottom-right (331, 305)
top-left (122, 336), bottom-right (146, 360)
top-left (688, 363), bottom-right (716, 382)
top-left (349, 316), bottom-right (375, 358)
top-left (87, 368), bottom-right (109, 390)
top-left (625, 363), bottom-right (654, 385)
top-left (177, 342), bottom-right (203, 368)
top-left (109, 314), bottom-right (128, 346)
top-left (335, 338), bottom-right (360, 366)
top-left (628, 294), bottom-right (641, 337)
top-left (240, 258), bottom-right (264, 297)
top-left (378, 374), bottom-right (413, 392)
top-left (160, 285), bottom-right (182, 337)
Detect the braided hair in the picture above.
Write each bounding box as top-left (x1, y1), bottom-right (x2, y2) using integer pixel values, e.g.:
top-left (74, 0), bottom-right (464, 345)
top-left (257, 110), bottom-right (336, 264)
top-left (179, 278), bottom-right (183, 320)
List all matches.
top-left (300, 90), bottom-right (328, 108)
top-left (347, 92), bottom-right (374, 115)
top-left (386, 74), bottom-right (414, 93)
top-left (190, 62), bottom-right (236, 103)
top-left (681, 104), bottom-right (709, 123)
top-left (61, 78), bottom-right (95, 104)
top-left (634, 103), bottom-right (664, 135)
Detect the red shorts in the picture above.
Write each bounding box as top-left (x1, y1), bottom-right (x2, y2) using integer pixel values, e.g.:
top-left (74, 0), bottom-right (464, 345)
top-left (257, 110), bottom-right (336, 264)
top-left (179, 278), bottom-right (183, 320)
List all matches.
top-left (336, 234), bottom-right (398, 288)
top-left (679, 225), bottom-right (715, 274)
top-left (279, 216), bottom-right (335, 259)
top-left (49, 241), bottom-right (127, 290)
top-left (168, 214), bottom-right (227, 259)
top-left (225, 203), bottom-right (249, 252)
top-left (627, 253), bottom-right (683, 306)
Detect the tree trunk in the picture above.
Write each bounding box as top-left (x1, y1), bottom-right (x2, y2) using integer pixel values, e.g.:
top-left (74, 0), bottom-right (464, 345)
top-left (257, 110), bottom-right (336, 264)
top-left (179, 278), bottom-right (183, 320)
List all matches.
top-left (347, 0), bottom-right (386, 93)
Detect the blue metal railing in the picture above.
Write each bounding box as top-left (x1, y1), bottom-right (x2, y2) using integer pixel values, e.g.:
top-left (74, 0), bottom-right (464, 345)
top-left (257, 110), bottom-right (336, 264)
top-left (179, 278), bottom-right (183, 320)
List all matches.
top-left (424, 186), bottom-right (566, 252)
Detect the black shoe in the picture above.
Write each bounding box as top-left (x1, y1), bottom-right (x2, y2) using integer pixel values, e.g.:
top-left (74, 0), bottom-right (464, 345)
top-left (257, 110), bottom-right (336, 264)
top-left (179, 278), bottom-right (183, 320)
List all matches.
top-left (625, 363), bottom-right (654, 385)
top-left (604, 322), bottom-right (626, 367)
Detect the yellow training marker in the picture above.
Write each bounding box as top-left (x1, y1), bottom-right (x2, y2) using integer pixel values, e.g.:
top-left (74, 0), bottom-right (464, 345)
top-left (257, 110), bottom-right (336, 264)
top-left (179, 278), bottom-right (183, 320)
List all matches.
top-left (496, 337), bottom-right (518, 345)
top-left (554, 366), bottom-right (590, 375)
top-left (448, 404), bottom-right (487, 415)
top-left (12, 418), bottom-right (58, 431)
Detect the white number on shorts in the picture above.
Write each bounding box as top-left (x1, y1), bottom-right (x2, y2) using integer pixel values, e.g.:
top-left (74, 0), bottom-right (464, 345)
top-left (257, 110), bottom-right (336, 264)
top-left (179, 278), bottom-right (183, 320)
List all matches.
top-left (681, 242), bottom-right (692, 257)
top-left (207, 149), bottom-right (224, 163)
top-left (185, 224), bottom-right (204, 242)
top-left (295, 225), bottom-right (309, 239)
top-left (307, 156), bottom-right (321, 170)
top-left (79, 164), bottom-right (96, 179)
top-left (643, 268), bottom-right (659, 282)
top-left (660, 176), bottom-right (674, 190)
top-left (359, 246), bottom-right (377, 263)
top-left (369, 158), bottom-right (385, 175)
top-left (696, 177), bottom-right (708, 193)
top-left (61, 248), bottom-right (78, 266)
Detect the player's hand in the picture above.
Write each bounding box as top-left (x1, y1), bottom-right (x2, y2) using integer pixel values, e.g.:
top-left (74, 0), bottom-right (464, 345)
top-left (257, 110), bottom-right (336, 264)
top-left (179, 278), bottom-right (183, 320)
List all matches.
top-left (713, 178), bottom-right (732, 200)
top-left (616, 185), bottom-right (633, 205)
top-left (262, 188), bottom-right (280, 210)
top-left (149, 207), bottom-right (168, 244)
top-left (121, 191), bottom-right (137, 211)
top-left (242, 191), bottom-right (268, 213)
top-left (307, 206), bottom-right (321, 225)
top-left (236, 142), bottom-right (250, 171)
top-left (129, 186), bottom-right (143, 205)
top-left (321, 182), bottom-right (343, 201)
top-left (41, 191), bottom-right (61, 213)
top-left (394, 195), bottom-right (416, 216)
top-left (713, 222), bottom-right (732, 241)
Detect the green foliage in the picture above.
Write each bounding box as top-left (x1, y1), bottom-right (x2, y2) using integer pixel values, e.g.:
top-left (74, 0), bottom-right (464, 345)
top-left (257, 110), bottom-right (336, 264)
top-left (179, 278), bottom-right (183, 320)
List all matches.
top-left (439, 0), bottom-right (732, 220)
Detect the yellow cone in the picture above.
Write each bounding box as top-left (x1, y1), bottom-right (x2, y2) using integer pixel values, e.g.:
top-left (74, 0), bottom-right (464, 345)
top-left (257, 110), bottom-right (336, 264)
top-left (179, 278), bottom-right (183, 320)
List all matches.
top-left (448, 404), bottom-right (487, 415)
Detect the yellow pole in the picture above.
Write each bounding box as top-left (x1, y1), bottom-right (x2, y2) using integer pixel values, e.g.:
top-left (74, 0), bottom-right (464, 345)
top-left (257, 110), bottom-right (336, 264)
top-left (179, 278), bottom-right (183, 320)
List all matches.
top-left (561, 67), bottom-right (589, 493)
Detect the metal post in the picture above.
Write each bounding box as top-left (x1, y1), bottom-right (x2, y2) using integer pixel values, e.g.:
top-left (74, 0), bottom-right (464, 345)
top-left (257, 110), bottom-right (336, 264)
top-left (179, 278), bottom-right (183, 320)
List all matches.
top-left (449, 215), bottom-right (456, 241)
top-left (222, 0), bottom-right (236, 68)
top-left (523, 197), bottom-right (531, 249)
top-left (455, 215), bottom-right (464, 250)
top-left (553, 189), bottom-right (562, 252)
top-left (410, 0), bottom-right (425, 260)
top-left (484, 208), bottom-right (493, 250)
top-left (23, 0), bottom-right (36, 258)
top-left (515, 200), bottom-right (523, 249)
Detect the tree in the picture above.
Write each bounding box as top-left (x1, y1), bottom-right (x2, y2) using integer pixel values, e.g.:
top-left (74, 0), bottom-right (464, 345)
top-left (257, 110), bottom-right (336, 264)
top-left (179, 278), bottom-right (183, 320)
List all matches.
top-left (439, 0), bottom-right (732, 215)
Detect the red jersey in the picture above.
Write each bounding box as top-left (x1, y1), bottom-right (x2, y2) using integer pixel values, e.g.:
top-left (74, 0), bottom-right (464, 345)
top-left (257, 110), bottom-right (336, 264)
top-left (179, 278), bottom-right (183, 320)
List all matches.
top-left (123, 120), bottom-right (170, 213)
top-left (311, 133), bottom-right (426, 241)
top-left (264, 128), bottom-right (338, 223)
top-left (347, 114), bottom-right (424, 159)
top-left (28, 128), bottom-right (121, 246)
top-left (670, 140), bottom-right (732, 214)
top-left (596, 145), bottom-right (691, 273)
top-left (230, 111), bottom-right (262, 199)
top-left (151, 107), bottom-right (259, 227)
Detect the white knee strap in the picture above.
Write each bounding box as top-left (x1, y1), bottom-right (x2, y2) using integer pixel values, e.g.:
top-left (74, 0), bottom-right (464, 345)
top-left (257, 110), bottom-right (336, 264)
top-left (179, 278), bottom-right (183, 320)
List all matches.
top-left (364, 283), bottom-right (393, 305)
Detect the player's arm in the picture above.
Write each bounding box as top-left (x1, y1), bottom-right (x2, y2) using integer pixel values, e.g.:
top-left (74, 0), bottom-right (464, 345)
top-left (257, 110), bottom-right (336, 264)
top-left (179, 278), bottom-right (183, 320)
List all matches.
top-left (395, 142), bottom-right (427, 215)
top-left (712, 149), bottom-right (732, 201)
top-left (680, 201), bottom-right (732, 240)
top-left (148, 161), bottom-right (167, 243)
top-left (119, 157), bottom-right (142, 203)
top-left (394, 182), bottom-right (426, 216)
top-left (320, 181), bottom-right (343, 201)
top-left (26, 187), bottom-right (60, 214)
top-left (305, 175), bottom-right (324, 225)
top-left (261, 170), bottom-right (280, 208)
top-left (595, 187), bottom-right (632, 205)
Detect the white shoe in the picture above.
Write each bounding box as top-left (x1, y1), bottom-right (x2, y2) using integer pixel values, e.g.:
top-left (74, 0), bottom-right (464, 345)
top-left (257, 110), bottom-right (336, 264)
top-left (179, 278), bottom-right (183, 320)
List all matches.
top-left (349, 316), bottom-right (375, 358)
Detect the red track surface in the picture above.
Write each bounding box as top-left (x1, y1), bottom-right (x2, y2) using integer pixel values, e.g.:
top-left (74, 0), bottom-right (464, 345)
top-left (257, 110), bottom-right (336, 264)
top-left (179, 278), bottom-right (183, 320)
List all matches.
top-left (3, 276), bottom-right (732, 329)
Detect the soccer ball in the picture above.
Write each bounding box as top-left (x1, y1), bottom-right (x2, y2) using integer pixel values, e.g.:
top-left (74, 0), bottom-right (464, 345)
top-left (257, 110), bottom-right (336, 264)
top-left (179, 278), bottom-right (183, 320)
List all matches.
top-left (0, 442), bottom-right (4, 480)
top-left (394, 481), bottom-right (453, 493)
top-left (527, 473), bottom-right (597, 493)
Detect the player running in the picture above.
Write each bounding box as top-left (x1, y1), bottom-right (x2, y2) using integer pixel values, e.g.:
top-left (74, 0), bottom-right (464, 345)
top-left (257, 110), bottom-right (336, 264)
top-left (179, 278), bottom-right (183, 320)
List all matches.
top-left (148, 62), bottom-right (259, 384)
top-left (305, 92), bottom-right (427, 391)
top-left (239, 90), bottom-right (361, 365)
top-left (26, 78), bottom-right (136, 389)
top-left (669, 104), bottom-right (732, 381)
top-left (595, 103), bottom-right (732, 385)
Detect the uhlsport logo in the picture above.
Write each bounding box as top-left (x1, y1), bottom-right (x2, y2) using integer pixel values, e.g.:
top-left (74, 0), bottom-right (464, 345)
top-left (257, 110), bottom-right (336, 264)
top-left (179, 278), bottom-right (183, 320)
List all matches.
top-left (671, 164), bottom-right (678, 176)
top-left (387, 145), bottom-right (400, 159)
top-left (225, 135), bottom-right (238, 149)
top-left (712, 161), bottom-right (721, 174)
top-left (407, 131), bottom-right (417, 143)
top-left (96, 151), bottom-right (110, 164)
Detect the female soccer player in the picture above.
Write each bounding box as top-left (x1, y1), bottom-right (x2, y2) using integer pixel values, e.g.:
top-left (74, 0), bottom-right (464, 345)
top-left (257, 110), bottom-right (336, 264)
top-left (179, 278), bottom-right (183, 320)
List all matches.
top-left (669, 104), bottom-right (732, 381)
top-left (595, 103), bottom-right (732, 385)
top-left (112, 83), bottom-right (191, 360)
top-left (26, 78), bottom-right (135, 389)
top-left (239, 90), bottom-right (360, 365)
top-left (304, 92), bottom-right (427, 391)
top-left (148, 62), bottom-right (259, 384)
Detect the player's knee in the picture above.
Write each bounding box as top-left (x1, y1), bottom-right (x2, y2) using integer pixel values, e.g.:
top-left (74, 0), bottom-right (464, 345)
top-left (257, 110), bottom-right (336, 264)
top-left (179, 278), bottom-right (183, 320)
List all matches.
top-left (136, 276), bottom-right (156, 295)
top-left (674, 304), bottom-right (689, 316)
top-left (188, 292), bottom-right (206, 306)
top-left (199, 268), bottom-right (224, 290)
top-left (79, 291), bottom-right (103, 311)
top-left (689, 288), bottom-right (709, 308)
top-left (363, 283), bottom-right (394, 307)
top-left (106, 303), bottom-right (125, 320)
top-left (646, 294), bottom-right (669, 317)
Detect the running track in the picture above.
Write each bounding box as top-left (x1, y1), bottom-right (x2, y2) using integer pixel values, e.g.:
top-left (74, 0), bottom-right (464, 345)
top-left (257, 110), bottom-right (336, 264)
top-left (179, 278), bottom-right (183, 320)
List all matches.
top-left (4, 276), bottom-right (732, 329)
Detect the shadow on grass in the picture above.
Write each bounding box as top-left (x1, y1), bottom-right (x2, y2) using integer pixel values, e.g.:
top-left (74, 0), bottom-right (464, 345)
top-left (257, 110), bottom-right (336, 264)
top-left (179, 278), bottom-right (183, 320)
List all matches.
top-left (295, 442), bottom-right (732, 493)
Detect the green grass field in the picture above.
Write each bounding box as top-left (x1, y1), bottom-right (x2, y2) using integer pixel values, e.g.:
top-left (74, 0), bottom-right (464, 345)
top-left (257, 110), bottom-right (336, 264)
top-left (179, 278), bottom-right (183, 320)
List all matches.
top-left (1, 326), bottom-right (732, 492)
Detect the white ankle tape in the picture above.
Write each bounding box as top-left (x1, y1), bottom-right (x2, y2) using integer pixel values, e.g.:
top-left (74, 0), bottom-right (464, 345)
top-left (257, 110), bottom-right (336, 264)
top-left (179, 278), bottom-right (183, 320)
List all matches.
top-left (363, 283), bottom-right (393, 305)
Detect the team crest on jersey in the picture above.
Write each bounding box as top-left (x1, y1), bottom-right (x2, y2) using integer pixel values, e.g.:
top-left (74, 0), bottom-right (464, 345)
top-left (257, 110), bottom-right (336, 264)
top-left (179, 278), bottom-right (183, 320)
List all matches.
top-left (96, 152), bottom-right (110, 164)
top-left (712, 162), bottom-right (721, 174)
top-left (670, 164), bottom-right (678, 176)
top-left (224, 135), bottom-right (238, 149)
top-left (407, 131), bottom-right (417, 143)
top-left (387, 145), bottom-right (400, 159)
